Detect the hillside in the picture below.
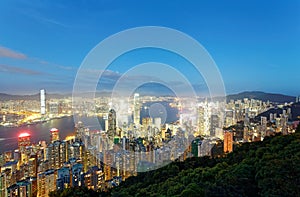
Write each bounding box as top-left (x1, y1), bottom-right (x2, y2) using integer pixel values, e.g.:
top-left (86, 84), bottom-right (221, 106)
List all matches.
top-left (0, 93), bottom-right (67, 101)
top-left (110, 133), bottom-right (300, 196)
top-left (227, 91), bottom-right (295, 103)
top-left (50, 132), bottom-right (300, 197)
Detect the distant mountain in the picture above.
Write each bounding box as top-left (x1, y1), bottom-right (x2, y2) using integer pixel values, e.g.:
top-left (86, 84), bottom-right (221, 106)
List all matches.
top-left (0, 93), bottom-right (67, 101)
top-left (226, 91), bottom-right (296, 103)
top-left (0, 91), bottom-right (296, 103)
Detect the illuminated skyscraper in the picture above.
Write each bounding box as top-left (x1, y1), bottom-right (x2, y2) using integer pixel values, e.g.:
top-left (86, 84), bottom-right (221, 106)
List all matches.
top-left (103, 150), bottom-right (112, 181)
top-left (210, 114), bottom-right (220, 137)
top-left (37, 169), bottom-right (56, 197)
top-left (18, 133), bottom-right (31, 165)
top-left (223, 131), bottom-right (233, 153)
top-left (50, 128), bottom-right (60, 143)
top-left (197, 101), bottom-right (211, 136)
top-left (107, 109), bottom-right (116, 139)
top-left (133, 93), bottom-right (140, 126)
top-left (40, 89), bottom-right (46, 115)
top-left (0, 173), bottom-right (6, 197)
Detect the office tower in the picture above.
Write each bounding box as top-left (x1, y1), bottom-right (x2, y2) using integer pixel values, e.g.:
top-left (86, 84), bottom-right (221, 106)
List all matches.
top-left (154, 117), bottom-right (161, 129)
top-left (18, 133), bottom-right (31, 165)
top-left (37, 169), bottom-right (56, 197)
top-left (133, 93), bottom-right (140, 125)
top-left (107, 109), bottom-right (116, 139)
top-left (210, 114), bottom-right (220, 137)
top-left (50, 128), bottom-right (60, 143)
top-left (40, 89), bottom-right (46, 115)
top-left (224, 131), bottom-right (233, 153)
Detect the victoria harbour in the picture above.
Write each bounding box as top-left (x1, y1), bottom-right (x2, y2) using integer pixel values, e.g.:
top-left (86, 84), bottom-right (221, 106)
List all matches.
top-left (0, 116), bottom-right (75, 152)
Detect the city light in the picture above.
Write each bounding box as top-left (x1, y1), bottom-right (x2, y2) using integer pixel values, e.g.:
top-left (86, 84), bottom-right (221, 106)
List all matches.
top-left (18, 132), bottom-right (30, 138)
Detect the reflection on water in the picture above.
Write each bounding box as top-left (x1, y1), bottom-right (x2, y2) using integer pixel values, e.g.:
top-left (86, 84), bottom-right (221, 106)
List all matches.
top-left (0, 116), bottom-right (75, 153)
top-left (0, 101), bottom-right (178, 153)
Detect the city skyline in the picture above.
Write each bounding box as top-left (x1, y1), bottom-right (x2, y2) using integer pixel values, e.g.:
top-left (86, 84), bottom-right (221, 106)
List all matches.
top-left (0, 0), bottom-right (299, 95)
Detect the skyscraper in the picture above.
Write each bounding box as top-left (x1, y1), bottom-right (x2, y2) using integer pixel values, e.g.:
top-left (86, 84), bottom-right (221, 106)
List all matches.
top-left (50, 128), bottom-right (60, 143)
top-left (107, 109), bottom-right (116, 139)
top-left (37, 169), bottom-right (56, 197)
top-left (18, 133), bottom-right (31, 165)
top-left (133, 93), bottom-right (140, 126)
top-left (40, 89), bottom-right (46, 115)
top-left (223, 131), bottom-right (233, 153)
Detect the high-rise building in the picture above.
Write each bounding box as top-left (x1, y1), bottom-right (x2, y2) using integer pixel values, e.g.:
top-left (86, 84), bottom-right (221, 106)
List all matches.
top-left (107, 109), bottom-right (116, 139)
top-left (47, 140), bottom-right (67, 169)
top-left (28, 156), bottom-right (37, 178)
top-left (225, 109), bottom-right (235, 127)
top-left (133, 93), bottom-right (140, 126)
top-left (56, 167), bottom-right (70, 190)
top-left (0, 173), bottom-right (6, 197)
top-left (71, 163), bottom-right (84, 187)
top-left (84, 166), bottom-right (103, 190)
top-left (18, 133), bottom-right (30, 165)
top-left (223, 131), bottom-right (233, 153)
top-left (154, 117), bottom-right (161, 129)
top-left (40, 89), bottom-right (46, 115)
top-left (37, 169), bottom-right (56, 197)
top-left (210, 114), bottom-right (220, 137)
top-left (7, 180), bottom-right (32, 197)
top-left (50, 128), bottom-right (60, 143)
top-left (191, 138), bottom-right (202, 157)
top-left (142, 117), bottom-right (152, 131)
top-left (103, 150), bottom-right (113, 181)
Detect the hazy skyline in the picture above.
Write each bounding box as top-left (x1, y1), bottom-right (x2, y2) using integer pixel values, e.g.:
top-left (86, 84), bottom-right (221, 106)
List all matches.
top-left (0, 0), bottom-right (299, 95)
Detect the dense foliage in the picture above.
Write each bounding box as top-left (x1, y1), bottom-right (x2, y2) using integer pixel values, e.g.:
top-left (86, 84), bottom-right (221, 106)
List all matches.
top-left (50, 132), bottom-right (300, 197)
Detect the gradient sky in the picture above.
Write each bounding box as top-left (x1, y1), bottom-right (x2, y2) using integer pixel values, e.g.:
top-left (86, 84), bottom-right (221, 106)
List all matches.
top-left (0, 0), bottom-right (299, 95)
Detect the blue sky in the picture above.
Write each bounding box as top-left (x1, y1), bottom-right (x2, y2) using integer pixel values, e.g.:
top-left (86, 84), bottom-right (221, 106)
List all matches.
top-left (0, 0), bottom-right (299, 95)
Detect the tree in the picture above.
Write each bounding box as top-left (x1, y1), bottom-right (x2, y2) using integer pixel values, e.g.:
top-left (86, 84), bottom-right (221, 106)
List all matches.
top-left (296, 123), bottom-right (300, 133)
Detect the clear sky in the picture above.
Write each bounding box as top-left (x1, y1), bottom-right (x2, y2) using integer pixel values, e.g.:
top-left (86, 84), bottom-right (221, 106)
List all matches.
top-left (0, 0), bottom-right (299, 95)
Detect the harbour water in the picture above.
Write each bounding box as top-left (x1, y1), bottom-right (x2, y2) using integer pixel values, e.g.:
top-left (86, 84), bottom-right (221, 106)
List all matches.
top-left (0, 101), bottom-right (178, 153)
top-left (0, 116), bottom-right (75, 153)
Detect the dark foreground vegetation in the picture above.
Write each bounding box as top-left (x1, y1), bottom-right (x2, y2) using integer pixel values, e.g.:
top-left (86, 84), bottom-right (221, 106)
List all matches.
top-left (50, 131), bottom-right (300, 197)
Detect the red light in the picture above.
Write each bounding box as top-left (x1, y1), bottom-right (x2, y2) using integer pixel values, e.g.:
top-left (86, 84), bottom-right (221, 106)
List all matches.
top-left (19, 132), bottom-right (30, 138)
top-left (50, 128), bottom-right (59, 132)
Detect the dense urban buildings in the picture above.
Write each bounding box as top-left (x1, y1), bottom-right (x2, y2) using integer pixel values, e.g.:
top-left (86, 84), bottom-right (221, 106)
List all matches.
top-left (0, 89), bottom-right (299, 196)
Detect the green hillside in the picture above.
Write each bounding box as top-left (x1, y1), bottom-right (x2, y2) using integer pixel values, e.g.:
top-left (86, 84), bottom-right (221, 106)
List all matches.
top-left (50, 132), bottom-right (300, 197)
